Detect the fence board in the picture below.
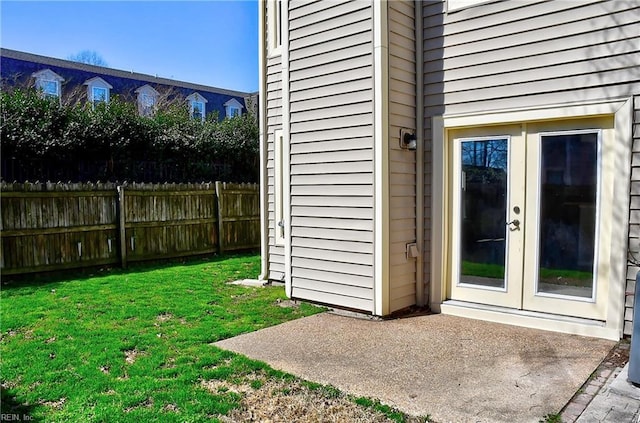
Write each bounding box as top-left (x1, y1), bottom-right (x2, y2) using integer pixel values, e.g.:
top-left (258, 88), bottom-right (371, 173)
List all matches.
top-left (216, 182), bottom-right (260, 252)
top-left (1, 181), bottom-right (259, 275)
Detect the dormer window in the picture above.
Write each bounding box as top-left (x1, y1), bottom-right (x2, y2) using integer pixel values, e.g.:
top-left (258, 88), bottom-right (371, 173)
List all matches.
top-left (135, 84), bottom-right (160, 116)
top-left (223, 98), bottom-right (244, 118)
top-left (32, 69), bottom-right (64, 100)
top-left (84, 77), bottom-right (112, 108)
top-left (186, 92), bottom-right (207, 121)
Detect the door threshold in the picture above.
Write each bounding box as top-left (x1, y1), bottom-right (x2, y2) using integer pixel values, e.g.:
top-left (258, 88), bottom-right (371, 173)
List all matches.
top-left (441, 300), bottom-right (620, 340)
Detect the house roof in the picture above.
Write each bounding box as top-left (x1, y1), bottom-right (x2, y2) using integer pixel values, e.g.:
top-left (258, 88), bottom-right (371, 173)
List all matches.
top-left (0, 48), bottom-right (254, 97)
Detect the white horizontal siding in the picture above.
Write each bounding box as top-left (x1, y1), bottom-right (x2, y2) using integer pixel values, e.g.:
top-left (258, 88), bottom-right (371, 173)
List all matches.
top-left (291, 161), bottom-right (372, 175)
top-left (292, 267), bottom-right (372, 288)
top-left (293, 279), bottom-right (372, 300)
top-left (288, 1), bottom-right (374, 311)
top-left (291, 184), bottom-right (373, 197)
top-left (290, 287), bottom-right (373, 311)
top-left (425, 37), bottom-right (639, 84)
top-left (291, 172), bottom-right (372, 186)
top-left (290, 79), bottom-right (373, 103)
top-left (291, 206), bottom-right (373, 219)
top-left (289, 0), bottom-right (369, 31)
top-left (291, 216), bottom-right (373, 231)
top-left (389, 0), bottom-right (417, 313)
top-left (292, 237), bottom-right (373, 254)
top-left (292, 257), bottom-right (373, 278)
top-left (290, 17), bottom-right (372, 52)
top-left (292, 246), bottom-right (372, 265)
top-left (290, 101), bottom-right (373, 123)
top-left (293, 225), bottom-right (373, 245)
top-left (291, 195), bottom-right (372, 208)
top-left (626, 95), bottom-right (640, 335)
top-left (422, 0), bottom-right (639, 330)
top-left (289, 137), bottom-right (373, 155)
top-left (423, 1), bottom-right (640, 116)
top-left (265, 40), bottom-right (284, 281)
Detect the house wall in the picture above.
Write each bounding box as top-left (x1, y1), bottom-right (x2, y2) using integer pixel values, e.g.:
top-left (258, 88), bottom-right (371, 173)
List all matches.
top-left (423, 0), bottom-right (639, 332)
top-left (388, 0), bottom-right (418, 312)
top-left (283, 0), bottom-right (376, 311)
top-left (266, 50), bottom-right (285, 280)
top-left (627, 95), bottom-right (640, 334)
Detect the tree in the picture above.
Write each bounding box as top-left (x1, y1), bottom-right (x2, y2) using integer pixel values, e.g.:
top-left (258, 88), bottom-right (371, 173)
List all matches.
top-left (67, 50), bottom-right (108, 67)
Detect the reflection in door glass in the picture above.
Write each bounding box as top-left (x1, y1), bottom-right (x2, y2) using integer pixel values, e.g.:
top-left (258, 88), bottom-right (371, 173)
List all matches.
top-left (459, 139), bottom-right (508, 289)
top-left (538, 133), bottom-right (597, 299)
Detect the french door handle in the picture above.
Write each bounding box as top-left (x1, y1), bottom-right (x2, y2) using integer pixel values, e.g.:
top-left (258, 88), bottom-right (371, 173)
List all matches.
top-left (506, 219), bottom-right (520, 229)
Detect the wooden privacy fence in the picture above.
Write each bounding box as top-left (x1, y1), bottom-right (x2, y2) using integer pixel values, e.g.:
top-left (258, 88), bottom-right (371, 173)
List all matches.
top-left (1, 181), bottom-right (259, 275)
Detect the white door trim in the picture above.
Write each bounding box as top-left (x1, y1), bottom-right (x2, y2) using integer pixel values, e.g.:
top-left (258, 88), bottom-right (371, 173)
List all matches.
top-left (431, 98), bottom-right (633, 339)
top-left (281, 0), bottom-right (292, 297)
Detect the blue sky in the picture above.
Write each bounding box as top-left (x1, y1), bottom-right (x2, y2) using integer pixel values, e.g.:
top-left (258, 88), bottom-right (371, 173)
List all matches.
top-left (0, 1), bottom-right (259, 93)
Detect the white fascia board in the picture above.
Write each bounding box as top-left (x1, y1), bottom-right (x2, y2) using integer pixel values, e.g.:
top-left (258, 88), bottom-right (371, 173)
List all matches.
top-left (223, 98), bottom-right (244, 109)
top-left (281, 0), bottom-right (292, 297)
top-left (83, 76), bottom-right (113, 89)
top-left (32, 68), bottom-right (64, 82)
top-left (373, 0), bottom-right (389, 316)
top-left (135, 84), bottom-right (160, 96)
top-left (442, 99), bottom-right (628, 129)
top-left (186, 92), bottom-right (208, 103)
top-left (258, 0), bottom-right (269, 281)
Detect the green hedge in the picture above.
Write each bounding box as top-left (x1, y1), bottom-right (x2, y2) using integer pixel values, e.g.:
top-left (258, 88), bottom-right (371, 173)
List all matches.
top-left (0, 89), bottom-right (259, 183)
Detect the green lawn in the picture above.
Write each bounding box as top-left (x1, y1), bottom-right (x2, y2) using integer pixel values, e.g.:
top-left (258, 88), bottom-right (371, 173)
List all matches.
top-left (1, 255), bottom-right (421, 422)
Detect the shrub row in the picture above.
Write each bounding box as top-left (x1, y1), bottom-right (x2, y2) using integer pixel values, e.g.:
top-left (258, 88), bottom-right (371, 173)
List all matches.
top-left (0, 89), bottom-right (259, 183)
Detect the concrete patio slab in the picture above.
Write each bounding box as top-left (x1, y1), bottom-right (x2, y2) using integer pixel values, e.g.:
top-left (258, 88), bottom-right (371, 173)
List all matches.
top-left (215, 312), bottom-right (615, 423)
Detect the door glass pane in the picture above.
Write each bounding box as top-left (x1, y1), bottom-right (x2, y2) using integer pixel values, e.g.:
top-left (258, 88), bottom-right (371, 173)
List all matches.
top-left (538, 133), bottom-right (597, 298)
top-left (459, 139), bottom-right (508, 289)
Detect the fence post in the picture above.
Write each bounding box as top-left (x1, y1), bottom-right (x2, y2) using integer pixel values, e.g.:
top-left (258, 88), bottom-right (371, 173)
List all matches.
top-left (215, 181), bottom-right (225, 253)
top-left (117, 185), bottom-right (127, 268)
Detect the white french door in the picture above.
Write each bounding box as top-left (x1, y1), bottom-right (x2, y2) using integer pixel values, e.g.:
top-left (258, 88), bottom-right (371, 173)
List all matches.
top-left (449, 117), bottom-right (614, 321)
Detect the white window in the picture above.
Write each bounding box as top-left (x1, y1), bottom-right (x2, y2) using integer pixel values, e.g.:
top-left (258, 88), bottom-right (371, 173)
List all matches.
top-left (268, 0), bottom-right (282, 55)
top-left (93, 87), bottom-right (108, 104)
top-left (192, 102), bottom-right (204, 120)
top-left (83, 77), bottom-right (112, 108)
top-left (223, 98), bottom-right (244, 119)
top-left (274, 129), bottom-right (284, 245)
top-left (32, 69), bottom-right (64, 100)
top-left (135, 84), bottom-right (160, 116)
top-left (186, 92), bottom-right (208, 121)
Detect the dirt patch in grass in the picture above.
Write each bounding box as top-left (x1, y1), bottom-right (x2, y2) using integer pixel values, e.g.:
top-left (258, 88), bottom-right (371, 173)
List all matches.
top-left (124, 397), bottom-right (154, 413)
top-left (201, 379), bottom-right (255, 396)
top-left (276, 299), bottom-right (300, 308)
top-left (207, 375), bottom-right (418, 423)
top-left (162, 403), bottom-right (180, 413)
top-left (124, 349), bottom-right (144, 364)
top-left (156, 312), bottom-right (173, 322)
top-left (40, 397), bottom-right (66, 410)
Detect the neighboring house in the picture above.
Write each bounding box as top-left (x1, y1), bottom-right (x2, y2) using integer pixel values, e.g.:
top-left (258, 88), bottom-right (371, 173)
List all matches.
top-left (258, 0), bottom-right (640, 341)
top-left (0, 48), bottom-right (254, 120)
